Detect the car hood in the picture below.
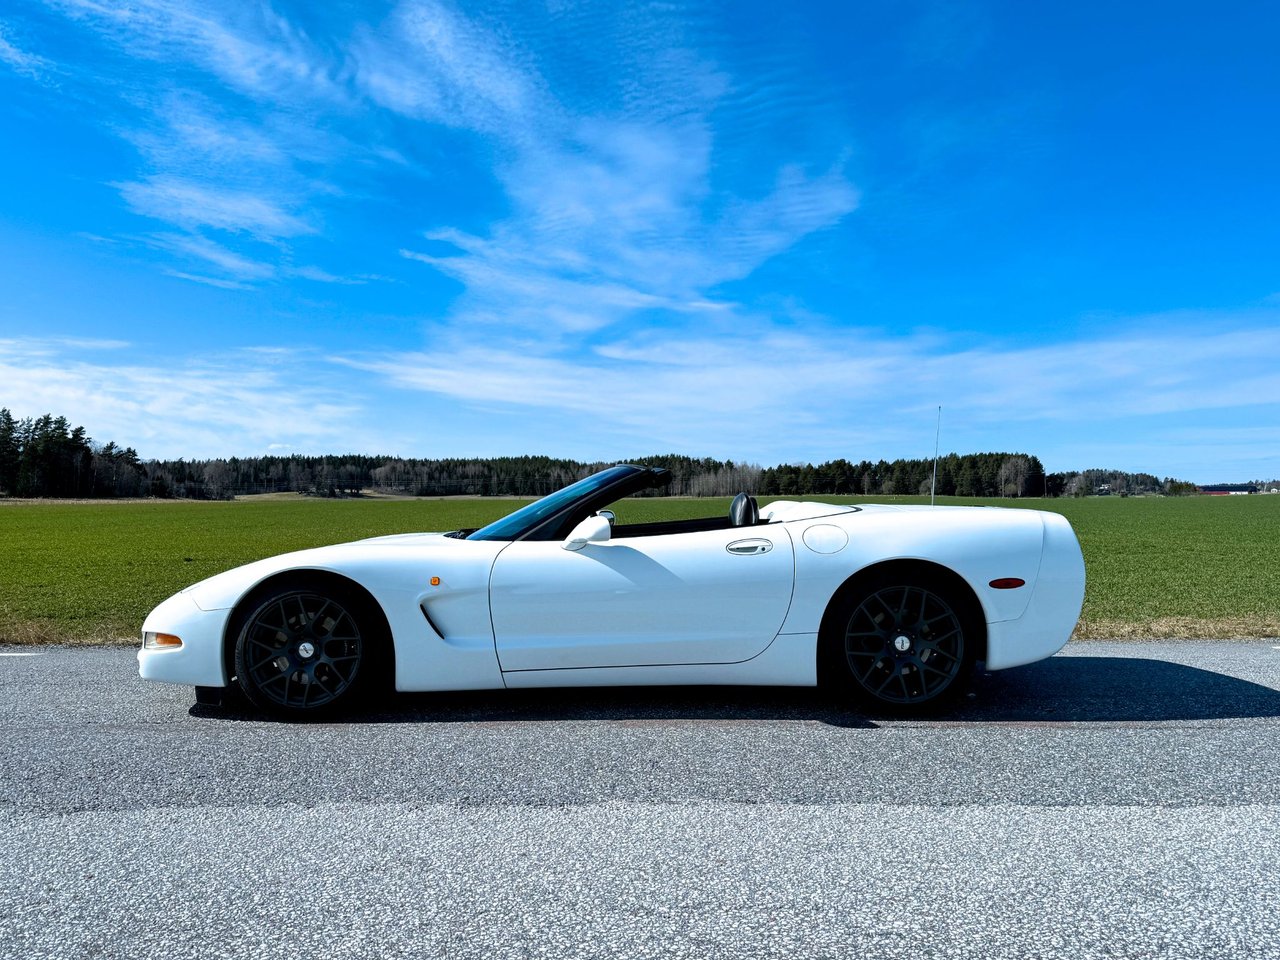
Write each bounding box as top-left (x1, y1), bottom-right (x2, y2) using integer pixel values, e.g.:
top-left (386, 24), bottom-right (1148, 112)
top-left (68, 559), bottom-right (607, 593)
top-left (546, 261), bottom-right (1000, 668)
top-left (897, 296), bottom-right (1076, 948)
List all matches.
top-left (354, 531), bottom-right (454, 545)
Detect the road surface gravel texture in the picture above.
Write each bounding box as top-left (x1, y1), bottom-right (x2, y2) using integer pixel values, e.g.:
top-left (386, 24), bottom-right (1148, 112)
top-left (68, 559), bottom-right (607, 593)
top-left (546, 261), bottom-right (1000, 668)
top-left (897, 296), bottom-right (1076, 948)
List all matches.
top-left (2, 641), bottom-right (1279, 960)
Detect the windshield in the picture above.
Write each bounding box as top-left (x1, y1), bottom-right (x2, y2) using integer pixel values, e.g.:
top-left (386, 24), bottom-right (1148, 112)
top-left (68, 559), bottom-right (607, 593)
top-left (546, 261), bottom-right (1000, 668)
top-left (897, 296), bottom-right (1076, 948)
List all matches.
top-left (467, 465), bottom-right (638, 541)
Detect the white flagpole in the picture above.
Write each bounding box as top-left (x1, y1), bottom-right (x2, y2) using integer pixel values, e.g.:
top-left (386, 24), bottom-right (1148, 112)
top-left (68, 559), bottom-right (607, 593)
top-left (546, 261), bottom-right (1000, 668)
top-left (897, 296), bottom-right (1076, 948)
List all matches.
top-left (931, 405), bottom-right (942, 506)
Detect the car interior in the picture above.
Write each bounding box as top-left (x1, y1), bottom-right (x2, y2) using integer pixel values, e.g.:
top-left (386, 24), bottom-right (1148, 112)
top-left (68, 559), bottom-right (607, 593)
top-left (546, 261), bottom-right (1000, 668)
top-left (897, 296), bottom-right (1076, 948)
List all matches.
top-left (607, 492), bottom-right (766, 539)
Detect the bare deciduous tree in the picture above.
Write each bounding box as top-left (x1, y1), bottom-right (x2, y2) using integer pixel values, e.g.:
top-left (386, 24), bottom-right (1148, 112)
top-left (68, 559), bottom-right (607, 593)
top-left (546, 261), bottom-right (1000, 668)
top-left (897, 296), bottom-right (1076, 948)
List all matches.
top-left (998, 455), bottom-right (1030, 497)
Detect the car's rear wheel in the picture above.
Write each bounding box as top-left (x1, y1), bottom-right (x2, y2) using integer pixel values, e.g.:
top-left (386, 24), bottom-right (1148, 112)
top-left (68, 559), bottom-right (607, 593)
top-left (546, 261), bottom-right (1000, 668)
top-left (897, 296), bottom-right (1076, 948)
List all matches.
top-left (232, 584), bottom-right (377, 717)
top-left (828, 576), bottom-right (975, 713)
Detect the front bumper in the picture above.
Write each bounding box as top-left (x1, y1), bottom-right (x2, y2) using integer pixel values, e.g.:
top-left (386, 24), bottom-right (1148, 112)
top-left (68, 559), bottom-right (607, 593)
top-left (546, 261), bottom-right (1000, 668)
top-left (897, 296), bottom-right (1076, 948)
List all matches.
top-left (137, 592), bottom-right (231, 687)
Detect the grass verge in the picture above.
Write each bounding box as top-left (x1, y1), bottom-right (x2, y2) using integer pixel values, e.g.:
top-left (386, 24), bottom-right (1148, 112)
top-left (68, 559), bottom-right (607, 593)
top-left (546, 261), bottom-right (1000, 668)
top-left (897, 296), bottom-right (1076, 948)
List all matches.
top-left (1, 493), bottom-right (1276, 644)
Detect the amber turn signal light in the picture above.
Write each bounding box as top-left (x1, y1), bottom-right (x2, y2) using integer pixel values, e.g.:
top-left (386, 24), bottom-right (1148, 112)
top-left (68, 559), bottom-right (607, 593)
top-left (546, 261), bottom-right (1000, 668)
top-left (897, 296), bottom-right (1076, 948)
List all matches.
top-left (143, 632), bottom-right (183, 649)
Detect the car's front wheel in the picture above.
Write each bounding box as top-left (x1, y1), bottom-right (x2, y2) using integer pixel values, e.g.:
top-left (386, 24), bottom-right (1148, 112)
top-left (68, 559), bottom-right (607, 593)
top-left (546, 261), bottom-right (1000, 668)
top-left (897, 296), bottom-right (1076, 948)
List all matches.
top-left (232, 583), bottom-right (379, 717)
top-left (827, 575), bottom-right (976, 713)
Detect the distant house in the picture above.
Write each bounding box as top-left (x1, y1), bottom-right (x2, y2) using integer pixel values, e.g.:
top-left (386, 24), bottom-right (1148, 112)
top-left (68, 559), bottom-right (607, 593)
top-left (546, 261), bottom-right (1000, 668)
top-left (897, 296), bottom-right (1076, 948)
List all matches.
top-left (1198, 483), bottom-right (1258, 496)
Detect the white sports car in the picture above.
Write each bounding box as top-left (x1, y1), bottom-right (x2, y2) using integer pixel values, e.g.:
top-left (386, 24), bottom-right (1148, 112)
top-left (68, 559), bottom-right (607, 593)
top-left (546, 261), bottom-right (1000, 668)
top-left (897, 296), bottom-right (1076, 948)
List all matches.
top-left (139, 464), bottom-right (1085, 717)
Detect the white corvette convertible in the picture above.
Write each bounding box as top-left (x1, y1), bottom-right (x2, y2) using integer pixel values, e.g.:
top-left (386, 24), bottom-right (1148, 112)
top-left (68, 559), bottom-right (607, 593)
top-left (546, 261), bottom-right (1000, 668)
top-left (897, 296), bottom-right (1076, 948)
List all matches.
top-left (139, 464), bottom-right (1085, 717)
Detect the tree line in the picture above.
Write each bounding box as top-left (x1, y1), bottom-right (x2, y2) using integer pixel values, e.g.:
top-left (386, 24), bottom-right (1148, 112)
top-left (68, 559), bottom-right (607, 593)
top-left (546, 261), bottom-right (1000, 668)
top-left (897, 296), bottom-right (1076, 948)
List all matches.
top-left (0, 407), bottom-right (1221, 501)
top-left (0, 410), bottom-right (145, 499)
top-left (760, 452), bottom-right (1049, 497)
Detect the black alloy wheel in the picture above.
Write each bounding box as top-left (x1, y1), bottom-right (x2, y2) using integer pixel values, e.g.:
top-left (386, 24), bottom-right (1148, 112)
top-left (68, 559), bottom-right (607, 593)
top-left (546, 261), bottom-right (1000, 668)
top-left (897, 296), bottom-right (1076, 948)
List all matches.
top-left (233, 588), bottom-right (368, 715)
top-left (839, 581), bottom-right (970, 710)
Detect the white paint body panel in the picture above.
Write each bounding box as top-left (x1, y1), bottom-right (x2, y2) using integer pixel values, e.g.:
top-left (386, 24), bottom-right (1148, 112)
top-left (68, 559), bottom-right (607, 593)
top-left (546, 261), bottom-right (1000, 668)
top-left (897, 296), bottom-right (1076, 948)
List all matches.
top-left (138, 592), bottom-right (230, 686)
top-left (142, 533), bottom-right (510, 692)
top-left (778, 505), bottom-right (1045, 637)
top-left (490, 527), bottom-right (795, 671)
top-left (501, 632), bottom-right (817, 689)
top-left (138, 499), bottom-right (1085, 695)
top-left (985, 511), bottom-right (1086, 669)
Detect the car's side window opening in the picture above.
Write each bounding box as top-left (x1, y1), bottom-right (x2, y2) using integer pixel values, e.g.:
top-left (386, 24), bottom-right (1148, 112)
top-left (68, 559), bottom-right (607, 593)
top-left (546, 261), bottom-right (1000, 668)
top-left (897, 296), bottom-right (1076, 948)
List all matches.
top-left (611, 518), bottom-right (777, 540)
top-left (610, 516), bottom-right (736, 539)
top-left (608, 493), bottom-right (771, 540)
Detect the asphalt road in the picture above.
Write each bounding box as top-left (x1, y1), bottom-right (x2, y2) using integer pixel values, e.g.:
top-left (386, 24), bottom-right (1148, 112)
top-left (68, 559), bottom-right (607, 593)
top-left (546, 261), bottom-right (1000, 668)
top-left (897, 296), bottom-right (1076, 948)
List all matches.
top-left (2, 641), bottom-right (1280, 960)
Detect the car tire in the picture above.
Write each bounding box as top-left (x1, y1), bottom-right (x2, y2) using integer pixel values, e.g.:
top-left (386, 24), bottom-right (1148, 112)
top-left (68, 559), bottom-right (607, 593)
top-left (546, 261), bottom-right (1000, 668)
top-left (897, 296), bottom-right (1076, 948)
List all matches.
top-left (231, 581), bottom-right (383, 719)
top-left (826, 574), bottom-right (976, 714)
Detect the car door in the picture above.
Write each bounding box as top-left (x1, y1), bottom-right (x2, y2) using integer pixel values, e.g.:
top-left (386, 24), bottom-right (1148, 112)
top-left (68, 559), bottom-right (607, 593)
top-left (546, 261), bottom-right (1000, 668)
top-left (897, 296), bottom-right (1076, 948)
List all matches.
top-left (489, 525), bottom-right (795, 671)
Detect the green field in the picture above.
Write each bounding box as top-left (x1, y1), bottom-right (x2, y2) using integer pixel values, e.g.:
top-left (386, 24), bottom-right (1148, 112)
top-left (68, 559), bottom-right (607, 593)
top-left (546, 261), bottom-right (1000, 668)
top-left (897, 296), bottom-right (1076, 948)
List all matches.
top-left (1, 493), bottom-right (1277, 644)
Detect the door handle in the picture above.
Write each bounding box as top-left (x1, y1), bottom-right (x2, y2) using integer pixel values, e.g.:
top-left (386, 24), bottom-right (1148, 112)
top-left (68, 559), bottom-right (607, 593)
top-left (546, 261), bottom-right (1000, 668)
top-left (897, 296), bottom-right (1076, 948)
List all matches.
top-left (727, 539), bottom-right (773, 555)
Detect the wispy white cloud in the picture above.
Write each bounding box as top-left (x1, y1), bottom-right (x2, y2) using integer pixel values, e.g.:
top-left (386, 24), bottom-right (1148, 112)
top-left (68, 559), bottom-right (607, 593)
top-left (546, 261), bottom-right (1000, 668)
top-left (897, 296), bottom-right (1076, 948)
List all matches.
top-left (418, 144), bottom-right (858, 332)
top-left (377, 1), bottom-right (859, 335)
top-left (5, 315), bottom-right (1276, 480)
top-left (124, 93), bottom-right (290, 169)
top-left (149, 233), bottom-right (371, 290)
top-left (921, 322), bottom-right (1280, 426)
top-left (6, 0), bottom-right (1277, 488)
top-left (48, 0), bottom-right (343, 103)
top-left (290, 265), bottom-right (369, 285)
top-left (0, 21), bottom-right (51, 78)
top-left (151, 233), bottom-right (277, 280)
top-left (162, 270), bottom-right (252, 290)
top-left (0, 336), bottom-right (130, 355)
top-left (333, 315), bottom-right (1280, 471)
top-left (116, 176), bottom-right (314, 238)
top-left (0, 338), bottom-right (370, 458)
top-left (33, 0), bottom-right (857, 310)
top-left (30, 1), bottom-right (355, 286)
top-left (353, 0), bottom-right (540, 135)
top-left (22, 0), bottom-right (866, 453)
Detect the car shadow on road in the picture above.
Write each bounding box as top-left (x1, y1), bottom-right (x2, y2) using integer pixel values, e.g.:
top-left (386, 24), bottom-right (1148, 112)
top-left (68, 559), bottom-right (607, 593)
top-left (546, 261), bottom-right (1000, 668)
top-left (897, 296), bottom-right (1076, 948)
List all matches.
top-left (192, 684), bottom-right (880, 728)
top-left (957, 655), bottom-right (1280, 724)
top-left (190, 655), bottom-right (1280, 727)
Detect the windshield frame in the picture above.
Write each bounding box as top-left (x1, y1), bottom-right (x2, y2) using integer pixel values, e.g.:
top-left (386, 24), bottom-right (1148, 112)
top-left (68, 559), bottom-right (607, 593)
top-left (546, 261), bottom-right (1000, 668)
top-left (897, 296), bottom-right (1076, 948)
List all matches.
top-left (466, 464), bottom-right (669, 542)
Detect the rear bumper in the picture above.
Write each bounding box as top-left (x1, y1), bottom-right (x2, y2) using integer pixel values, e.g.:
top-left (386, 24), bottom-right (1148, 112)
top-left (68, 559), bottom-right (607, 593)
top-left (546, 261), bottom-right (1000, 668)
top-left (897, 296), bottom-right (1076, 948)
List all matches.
top-left (985, 513), bottom-right (1085, 671)
top-left (985, 577), bottom-right (1084, 670)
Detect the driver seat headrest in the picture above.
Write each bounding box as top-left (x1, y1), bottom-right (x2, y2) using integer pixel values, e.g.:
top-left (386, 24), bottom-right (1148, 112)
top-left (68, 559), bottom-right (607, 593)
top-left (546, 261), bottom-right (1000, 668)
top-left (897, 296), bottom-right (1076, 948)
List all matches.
top-left (729, 492), bottom-right (759, 527)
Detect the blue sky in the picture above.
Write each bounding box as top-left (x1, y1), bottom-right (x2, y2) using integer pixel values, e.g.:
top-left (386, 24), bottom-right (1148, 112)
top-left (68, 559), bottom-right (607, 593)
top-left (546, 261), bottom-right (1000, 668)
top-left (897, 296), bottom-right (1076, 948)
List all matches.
top-left (1, 1), bottom-right (1277, 482)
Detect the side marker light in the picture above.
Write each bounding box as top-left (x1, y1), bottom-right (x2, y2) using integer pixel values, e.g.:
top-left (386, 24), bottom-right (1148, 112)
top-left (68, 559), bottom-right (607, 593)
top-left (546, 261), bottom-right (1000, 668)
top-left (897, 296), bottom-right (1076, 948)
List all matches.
top-left (430, 577), bottom-right (440, 586)
top-left (988, 578), bottom-right (1026, 590)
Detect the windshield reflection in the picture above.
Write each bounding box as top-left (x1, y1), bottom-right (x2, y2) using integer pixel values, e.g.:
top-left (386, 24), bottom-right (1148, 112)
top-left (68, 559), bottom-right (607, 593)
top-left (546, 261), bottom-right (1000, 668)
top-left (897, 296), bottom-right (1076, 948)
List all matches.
top-left (467, 465), bottom-right (636, 541)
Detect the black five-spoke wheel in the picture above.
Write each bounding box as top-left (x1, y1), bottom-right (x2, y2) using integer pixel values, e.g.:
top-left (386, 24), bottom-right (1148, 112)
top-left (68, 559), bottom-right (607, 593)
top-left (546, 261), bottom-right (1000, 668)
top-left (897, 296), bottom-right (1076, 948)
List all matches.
top-left (834, 579), bottom-right (973, 711)
top-left (233, 587), bottom-right (369, 716)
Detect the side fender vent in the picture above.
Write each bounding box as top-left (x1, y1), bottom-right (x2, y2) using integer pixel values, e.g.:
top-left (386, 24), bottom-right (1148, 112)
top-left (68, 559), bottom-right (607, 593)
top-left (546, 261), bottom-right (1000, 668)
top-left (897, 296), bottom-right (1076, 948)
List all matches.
top-left (419, 602), bottom-right (445, 640)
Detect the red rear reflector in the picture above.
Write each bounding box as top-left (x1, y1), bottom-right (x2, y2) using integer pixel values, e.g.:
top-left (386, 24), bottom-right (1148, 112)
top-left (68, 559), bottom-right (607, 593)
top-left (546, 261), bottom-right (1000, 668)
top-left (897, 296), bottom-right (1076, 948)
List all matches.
top-left (989, 578), bottom-right (1026, 590)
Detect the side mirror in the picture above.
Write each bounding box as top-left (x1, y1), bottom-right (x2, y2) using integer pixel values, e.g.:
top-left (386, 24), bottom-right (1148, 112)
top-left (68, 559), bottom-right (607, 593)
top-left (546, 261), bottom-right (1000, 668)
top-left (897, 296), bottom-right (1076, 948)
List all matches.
top-left (595, 509), bottom-right (616, 526)
top-left (563, 514), bottom-right (612, 551)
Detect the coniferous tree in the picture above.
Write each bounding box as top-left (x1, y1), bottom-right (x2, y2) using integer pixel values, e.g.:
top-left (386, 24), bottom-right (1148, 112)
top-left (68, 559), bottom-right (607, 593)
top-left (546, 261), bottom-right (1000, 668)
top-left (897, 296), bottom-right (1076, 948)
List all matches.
top-left (0, 408), bottom-right (18, 495)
